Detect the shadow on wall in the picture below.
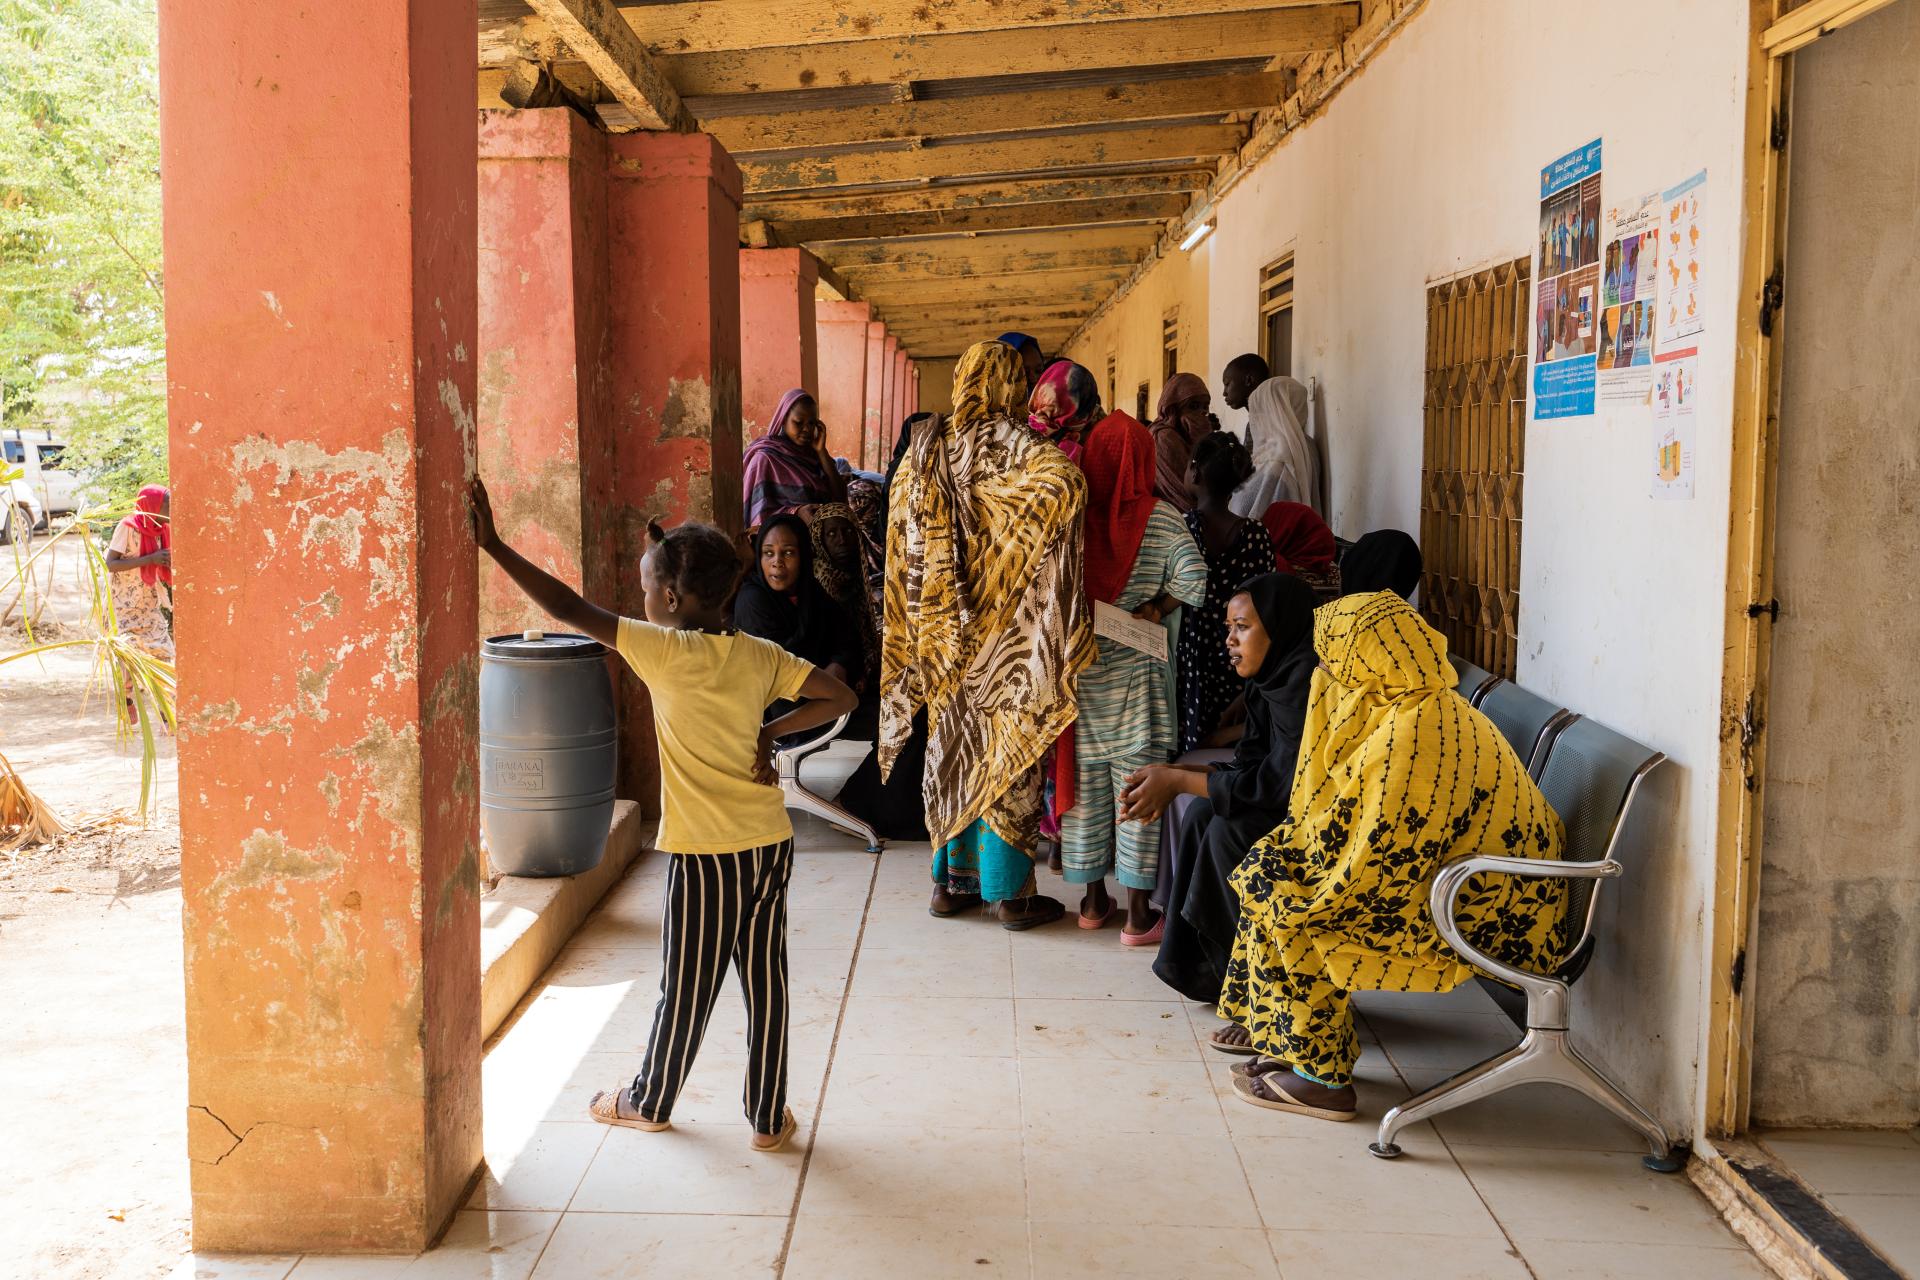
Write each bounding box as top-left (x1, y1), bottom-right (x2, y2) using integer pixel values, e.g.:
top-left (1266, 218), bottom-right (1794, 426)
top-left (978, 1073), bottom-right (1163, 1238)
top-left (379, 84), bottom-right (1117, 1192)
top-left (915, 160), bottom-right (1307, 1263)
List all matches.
top-left (1569, 758), bottom-right (1697, 1135)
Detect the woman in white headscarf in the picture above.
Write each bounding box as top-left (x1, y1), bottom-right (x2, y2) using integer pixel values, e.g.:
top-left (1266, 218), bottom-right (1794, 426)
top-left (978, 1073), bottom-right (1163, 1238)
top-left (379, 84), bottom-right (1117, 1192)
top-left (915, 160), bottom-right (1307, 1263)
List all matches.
top-left (1231, 376), bottom-right (1321, 520)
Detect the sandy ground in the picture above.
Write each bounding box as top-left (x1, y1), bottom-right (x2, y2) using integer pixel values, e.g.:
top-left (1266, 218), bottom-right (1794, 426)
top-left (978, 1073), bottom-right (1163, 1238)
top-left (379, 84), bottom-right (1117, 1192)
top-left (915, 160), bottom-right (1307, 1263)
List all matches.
top-left (0, 539), bottom-right (189, 1280)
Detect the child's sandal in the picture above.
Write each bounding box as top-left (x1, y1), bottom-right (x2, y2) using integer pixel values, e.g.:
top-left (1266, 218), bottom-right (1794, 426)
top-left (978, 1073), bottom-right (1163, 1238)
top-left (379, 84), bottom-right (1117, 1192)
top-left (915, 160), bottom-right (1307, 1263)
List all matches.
top-left (589, 1088), bottom-right (669, 1132)
top-left (750, 1106), bottom-right (798, 1153)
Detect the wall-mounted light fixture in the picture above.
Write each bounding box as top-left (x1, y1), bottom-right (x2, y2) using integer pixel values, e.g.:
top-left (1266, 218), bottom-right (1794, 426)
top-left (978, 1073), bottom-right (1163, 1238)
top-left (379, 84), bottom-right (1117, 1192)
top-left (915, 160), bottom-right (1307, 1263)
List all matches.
top-left (1179, 218), bottom-right (1215, 253)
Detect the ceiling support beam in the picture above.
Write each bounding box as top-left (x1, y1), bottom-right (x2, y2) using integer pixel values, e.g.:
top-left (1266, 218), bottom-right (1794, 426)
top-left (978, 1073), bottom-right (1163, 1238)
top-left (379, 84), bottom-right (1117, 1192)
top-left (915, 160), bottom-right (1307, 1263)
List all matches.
top-left (741, 170), bottom-right (1209, 223)
top-left (706, 70), bottom-right (1292, 152)
top-left (525, 0), bottom-right (693, 130)
top-left (777, 193), bottom-right (1185, 245)
top-left (742, 123), bottom-right (1244, 192)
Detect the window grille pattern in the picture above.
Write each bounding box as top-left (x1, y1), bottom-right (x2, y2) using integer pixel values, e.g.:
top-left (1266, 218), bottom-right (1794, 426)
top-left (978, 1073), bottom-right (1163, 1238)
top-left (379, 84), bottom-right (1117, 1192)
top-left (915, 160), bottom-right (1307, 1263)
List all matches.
top-left (1420, 256), bottom-right (1530, 679)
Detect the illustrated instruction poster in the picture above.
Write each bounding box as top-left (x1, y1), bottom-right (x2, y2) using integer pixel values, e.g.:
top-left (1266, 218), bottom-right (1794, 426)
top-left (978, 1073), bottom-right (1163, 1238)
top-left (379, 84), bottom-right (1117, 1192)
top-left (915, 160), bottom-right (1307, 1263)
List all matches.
top-left (1597, 190), bottom-right (1660, 405)
top-left (1657, 169), bottom-right (1707, 354)
top-left (1532, 138), bottom-right (1604, 420)
top-left (1652, 353), bottom-right (1697, 499)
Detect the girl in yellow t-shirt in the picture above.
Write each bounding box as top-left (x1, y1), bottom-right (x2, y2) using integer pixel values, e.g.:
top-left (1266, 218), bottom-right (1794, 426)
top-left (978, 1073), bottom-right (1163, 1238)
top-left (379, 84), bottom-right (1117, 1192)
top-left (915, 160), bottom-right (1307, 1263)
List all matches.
top-left (471, 478), bottom-right (855, 1153)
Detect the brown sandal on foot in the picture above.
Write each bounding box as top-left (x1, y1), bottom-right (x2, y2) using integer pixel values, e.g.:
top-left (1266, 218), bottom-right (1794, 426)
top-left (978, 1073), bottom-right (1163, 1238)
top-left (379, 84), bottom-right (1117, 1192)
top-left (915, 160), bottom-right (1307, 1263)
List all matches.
top-left (1229, 1054), bottom-right (1294, 1080)
top-left (751, 1106), bottom-right (798, 1153)
top-left (589, 1088), bottom-right (670, 1132)
top-left (1230, 1069), bottom-right (1357, 1122)
top-left (1208, 1025), bottom-right (1260, 1056)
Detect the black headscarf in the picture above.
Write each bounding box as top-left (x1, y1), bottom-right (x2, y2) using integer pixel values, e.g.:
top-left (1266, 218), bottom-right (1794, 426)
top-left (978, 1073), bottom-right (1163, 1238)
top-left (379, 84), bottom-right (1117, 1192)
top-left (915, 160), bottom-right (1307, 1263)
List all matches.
top-left (885, 411), bottom-right (930, 495)
top-left (733, 513), bottom-right (862, 675)
top-left (1340, 530), bottom-right (1423, 599)
top-left (1217, 572), bottom-right (1319, 808)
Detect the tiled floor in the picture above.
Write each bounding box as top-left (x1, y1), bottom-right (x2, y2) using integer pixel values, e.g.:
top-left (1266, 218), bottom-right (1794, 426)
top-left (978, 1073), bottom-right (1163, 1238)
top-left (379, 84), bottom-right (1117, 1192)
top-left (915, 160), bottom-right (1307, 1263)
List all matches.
top-left (1758, 1126), bottom-right (1920, 1274)
top-left (174, 785), bottom-right (1770, 1280)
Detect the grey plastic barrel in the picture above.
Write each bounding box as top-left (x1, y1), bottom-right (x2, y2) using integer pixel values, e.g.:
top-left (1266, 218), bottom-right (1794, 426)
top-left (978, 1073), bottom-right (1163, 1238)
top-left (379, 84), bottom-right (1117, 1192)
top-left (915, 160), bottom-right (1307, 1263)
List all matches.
top-left (479, 630), bottom-right (617, 878)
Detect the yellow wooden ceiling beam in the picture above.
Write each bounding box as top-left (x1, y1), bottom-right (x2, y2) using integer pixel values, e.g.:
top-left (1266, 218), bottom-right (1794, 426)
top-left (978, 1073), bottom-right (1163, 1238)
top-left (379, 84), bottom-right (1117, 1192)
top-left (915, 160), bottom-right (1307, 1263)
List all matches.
top-left (741, 170), bottom-right (1209, 223)
top-left (778, 193), bottom-right (1185, 244)
top-left (523, 0), bottom-right (692, 130)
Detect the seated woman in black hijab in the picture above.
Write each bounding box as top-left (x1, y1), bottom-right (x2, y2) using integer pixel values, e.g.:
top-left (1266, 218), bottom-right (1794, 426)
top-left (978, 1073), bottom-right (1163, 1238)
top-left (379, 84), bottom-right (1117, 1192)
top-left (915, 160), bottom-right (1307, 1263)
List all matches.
top-left (735, 513), bottom-right (865, 733)
top-left (1338, 528), bottom-right (1422, 599)
top-left (1119, 573), bottom-right (1319, 1016)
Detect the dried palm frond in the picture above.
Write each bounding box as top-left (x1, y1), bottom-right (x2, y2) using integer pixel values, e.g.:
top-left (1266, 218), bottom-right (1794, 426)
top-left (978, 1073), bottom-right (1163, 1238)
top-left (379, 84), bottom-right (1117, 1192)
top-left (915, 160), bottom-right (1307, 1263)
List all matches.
top-left (0, 749), bottom-right (69, 853)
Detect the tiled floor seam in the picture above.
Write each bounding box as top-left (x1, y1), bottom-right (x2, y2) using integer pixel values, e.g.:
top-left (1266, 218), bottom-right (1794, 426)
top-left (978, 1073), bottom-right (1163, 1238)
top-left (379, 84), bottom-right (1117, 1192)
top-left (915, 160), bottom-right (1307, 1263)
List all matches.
top-left (1358, 1007), bottom-right (1544, 1279)
top-left (771, 848), bottom-right (882, 1277)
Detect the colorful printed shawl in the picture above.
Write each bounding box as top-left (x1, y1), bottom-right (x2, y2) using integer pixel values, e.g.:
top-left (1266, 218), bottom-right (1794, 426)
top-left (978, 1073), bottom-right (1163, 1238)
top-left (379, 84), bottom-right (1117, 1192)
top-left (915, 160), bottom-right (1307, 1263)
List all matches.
top-left (881, 341), bottom-right (1096, 849)
top-left (1225, 592), bottom-right (1567, 1008)
top-left (1149, 372), bottom-right (1214, 512)
top-left (742, 389), bottom-right (835, 528)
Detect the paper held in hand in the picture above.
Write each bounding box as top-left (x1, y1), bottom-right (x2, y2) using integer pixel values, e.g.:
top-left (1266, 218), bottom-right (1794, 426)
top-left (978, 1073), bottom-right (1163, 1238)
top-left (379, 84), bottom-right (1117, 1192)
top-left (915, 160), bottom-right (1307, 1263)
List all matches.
top-left (1093, 600), bottom-right (1169, 661)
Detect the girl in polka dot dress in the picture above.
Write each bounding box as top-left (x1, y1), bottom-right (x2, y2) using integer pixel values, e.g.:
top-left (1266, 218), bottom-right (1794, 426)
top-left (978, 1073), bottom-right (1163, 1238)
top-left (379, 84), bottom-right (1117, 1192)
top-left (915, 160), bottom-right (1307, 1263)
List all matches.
top-left (1176, 433), bottom-right (1277, 753)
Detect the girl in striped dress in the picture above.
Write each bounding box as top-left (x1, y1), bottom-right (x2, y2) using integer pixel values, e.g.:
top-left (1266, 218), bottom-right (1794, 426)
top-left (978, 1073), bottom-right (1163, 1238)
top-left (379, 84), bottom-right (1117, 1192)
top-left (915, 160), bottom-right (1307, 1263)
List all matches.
top-left (1061, 414), bottom-right (1208, 943)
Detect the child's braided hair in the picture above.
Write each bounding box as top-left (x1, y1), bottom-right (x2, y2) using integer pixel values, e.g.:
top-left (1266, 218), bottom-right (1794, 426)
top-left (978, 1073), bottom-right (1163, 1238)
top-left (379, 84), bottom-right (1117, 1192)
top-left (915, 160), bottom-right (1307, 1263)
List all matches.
top-left (1192, 428), bottom-right (1255, 498)
top-left (645, 519), bottom-right (743, 607)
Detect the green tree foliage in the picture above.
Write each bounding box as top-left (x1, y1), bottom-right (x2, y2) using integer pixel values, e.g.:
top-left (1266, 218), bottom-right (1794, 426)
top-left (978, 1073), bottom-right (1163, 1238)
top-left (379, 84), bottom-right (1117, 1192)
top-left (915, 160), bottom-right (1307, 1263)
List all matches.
top-left (0, 0), bottom-right (165, 504)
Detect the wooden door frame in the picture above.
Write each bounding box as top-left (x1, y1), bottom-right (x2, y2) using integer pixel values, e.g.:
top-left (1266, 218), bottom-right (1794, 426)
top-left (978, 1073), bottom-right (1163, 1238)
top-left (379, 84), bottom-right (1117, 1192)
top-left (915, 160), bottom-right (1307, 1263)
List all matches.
top-left (1705, 0), bottom-right (1908, 1141)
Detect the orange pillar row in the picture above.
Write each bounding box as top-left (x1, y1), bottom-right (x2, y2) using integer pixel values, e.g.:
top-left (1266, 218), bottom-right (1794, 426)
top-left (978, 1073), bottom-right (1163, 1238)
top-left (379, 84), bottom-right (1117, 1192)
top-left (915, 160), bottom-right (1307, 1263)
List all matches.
top-left (605, 132), bottom-right (743, 806)
top-left (876, 334), bottom-right (900, 471)
top-left (891, 345), bottom-right (912, 465)
top-left (476, 108), bottom-right (616, 641)
top-left (862, 321), bottom-right (889, 475)
top-left (158, 0), bottom-right (481, 1252)
top-left (815, 300), bottom-right (871, 465)
top-left (738, 248), bottom-right (818, 441)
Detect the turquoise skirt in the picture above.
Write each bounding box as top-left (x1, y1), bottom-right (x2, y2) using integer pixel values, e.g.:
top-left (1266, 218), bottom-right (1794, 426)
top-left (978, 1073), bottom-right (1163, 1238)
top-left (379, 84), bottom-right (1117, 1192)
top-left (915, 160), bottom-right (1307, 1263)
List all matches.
top-left (933, 820), bottom-right (1036, 903)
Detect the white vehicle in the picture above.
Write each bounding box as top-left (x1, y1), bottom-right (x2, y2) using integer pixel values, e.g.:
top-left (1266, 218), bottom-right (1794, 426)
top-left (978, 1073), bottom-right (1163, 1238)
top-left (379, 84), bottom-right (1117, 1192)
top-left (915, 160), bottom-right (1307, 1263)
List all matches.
top-left (1, 469), bottom-right (44, 547)
top-left (1, 428), bottom-right (82, 521)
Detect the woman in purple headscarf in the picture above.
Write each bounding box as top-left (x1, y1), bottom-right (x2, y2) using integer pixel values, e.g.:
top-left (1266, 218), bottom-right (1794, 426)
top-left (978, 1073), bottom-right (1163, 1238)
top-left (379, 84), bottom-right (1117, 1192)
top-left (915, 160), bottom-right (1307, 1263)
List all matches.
top-left (741, 389), bottom-right (845, 531)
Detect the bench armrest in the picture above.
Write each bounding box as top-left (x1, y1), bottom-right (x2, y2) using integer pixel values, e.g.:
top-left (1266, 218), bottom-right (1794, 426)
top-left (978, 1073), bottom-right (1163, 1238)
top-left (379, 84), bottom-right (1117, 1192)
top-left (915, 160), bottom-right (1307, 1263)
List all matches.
top-left (1430, 855), bottom-right (1621, 1026)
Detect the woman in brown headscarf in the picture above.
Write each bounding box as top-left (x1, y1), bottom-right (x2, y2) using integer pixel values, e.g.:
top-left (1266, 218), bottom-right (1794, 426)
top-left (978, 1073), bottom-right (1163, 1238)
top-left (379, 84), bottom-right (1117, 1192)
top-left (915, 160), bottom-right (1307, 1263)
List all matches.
top-left (881, 340), bottom-right (1096, 929)
top-left (1148, 372), bottom-right (1216, 512)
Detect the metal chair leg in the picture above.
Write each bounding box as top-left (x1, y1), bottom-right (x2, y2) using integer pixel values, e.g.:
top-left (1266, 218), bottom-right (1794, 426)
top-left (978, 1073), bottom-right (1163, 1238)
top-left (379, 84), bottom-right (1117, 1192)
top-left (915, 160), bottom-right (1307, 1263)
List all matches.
top-left (1370, 1028), bottom-right (1683, 1171)
top-left (781, 779), bottom-right (883, 853)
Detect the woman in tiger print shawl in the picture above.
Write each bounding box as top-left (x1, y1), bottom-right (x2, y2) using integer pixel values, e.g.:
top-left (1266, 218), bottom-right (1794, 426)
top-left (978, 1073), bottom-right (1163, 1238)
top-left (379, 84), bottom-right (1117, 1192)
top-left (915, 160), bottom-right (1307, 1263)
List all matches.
top-left (880, 340), bottom-right (1097, 926)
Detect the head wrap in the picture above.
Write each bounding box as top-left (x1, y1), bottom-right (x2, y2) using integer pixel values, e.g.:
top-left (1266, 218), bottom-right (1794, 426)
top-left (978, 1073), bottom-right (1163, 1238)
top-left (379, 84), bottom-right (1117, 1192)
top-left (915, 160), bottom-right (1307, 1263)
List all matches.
top-left (1340, 530), bottom-right (1423, 599)
top-left (129, 485), bottom-right (171, 587)
top-left (1027, 360), bottom-right (1100, 441)
top-left (741, 389), bottom-right (830, 528)
top-left (734, 513), bottom-right (859, 675)
top-left (1236, 572), bottom-right (1318, 692)
top-left (1080, 413), bottom-right (1157, 605)
top-left (1233, 376), bottom-right (1321, 519)
top-left (1260, 502), bottom-right (1337, 575)
top-left (997, 331), bottom-right (1038, 356)
top-left (951, 340), bottom-right (1030, 434)
top-left (1148, 372), bottom-right (1214, 511)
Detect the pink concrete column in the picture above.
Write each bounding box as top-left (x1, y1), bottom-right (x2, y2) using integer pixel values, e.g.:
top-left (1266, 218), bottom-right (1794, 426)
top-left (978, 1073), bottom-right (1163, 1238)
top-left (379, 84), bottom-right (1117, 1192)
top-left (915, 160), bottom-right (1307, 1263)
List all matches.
top-left (605, 132), bottom-right (743, 807)
top-left (890, 345), bottom-right (912, 470)
top-left (876, 335), bottom-right (901, 471)
top-left (477, 108), bottom-right (616, 641)
top-left (739, 248), bottom-right (819, 439)
top-left (158, 0), bottom-right (481, 1252)
top-left (816, 300), bottom-right (871, 464)
top-left (863, 321), bottom-right (889, 474)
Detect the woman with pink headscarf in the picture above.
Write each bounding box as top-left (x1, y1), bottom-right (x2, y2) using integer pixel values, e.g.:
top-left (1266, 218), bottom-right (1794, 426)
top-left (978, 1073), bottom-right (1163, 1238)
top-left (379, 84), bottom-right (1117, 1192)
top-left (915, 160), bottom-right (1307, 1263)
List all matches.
top-left (740, 389), bottom-right (845, 531)
top-left (105, 484), bottom-right (174, 659)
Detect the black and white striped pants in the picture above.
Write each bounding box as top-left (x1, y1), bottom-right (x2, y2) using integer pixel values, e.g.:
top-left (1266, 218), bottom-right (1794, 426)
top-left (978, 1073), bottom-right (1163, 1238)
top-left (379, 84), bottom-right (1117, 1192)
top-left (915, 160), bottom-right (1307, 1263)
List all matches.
top-left (627, 838), bottom-right (793, 1134)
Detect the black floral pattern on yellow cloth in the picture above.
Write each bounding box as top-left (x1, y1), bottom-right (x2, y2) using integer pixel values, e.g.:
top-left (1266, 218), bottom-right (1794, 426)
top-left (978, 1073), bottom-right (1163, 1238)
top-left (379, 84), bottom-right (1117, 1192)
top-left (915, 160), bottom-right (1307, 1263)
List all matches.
top-left (1217, 591), bottom-right (1567, 1087)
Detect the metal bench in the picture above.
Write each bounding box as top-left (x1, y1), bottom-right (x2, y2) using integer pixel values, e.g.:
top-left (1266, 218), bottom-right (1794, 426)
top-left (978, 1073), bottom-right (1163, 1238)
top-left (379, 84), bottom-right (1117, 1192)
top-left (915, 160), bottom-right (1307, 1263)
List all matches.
top-left (1448, 655), bottom-right (1502, 707)
top-left (1370, 714), bottom-right (1686, 1172)
top-left (772, 715), bottom-right (883, 854)
top-left (1477, 679), bottom-right (1577, 778)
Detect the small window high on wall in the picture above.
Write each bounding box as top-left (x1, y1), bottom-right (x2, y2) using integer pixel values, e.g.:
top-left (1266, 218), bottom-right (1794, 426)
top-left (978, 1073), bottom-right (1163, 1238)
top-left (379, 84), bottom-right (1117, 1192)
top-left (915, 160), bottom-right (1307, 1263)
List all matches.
top-left (1259, 252), bottom-right (1295, 378)
top-left (1106, 356), bottom-right (1117, 413)
top-left (1161, 309), bottom-right (1179, 386)
top-left (1420, 256), bottom-right (1531, 679)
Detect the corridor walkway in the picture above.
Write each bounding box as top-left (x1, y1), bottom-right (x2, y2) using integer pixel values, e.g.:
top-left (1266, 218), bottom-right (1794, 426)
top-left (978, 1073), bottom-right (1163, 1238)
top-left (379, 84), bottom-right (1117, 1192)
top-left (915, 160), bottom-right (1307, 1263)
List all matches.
top-left (180, 802), bottom-right (1770, 1280)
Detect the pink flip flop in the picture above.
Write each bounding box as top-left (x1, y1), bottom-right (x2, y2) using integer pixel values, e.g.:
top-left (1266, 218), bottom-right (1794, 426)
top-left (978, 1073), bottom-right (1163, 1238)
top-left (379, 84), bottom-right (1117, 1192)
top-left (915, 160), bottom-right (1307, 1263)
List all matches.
top-left (1078, 901), bottom-right (1119, 930)
top-left (1120, 914), bottom-right (1165, 946)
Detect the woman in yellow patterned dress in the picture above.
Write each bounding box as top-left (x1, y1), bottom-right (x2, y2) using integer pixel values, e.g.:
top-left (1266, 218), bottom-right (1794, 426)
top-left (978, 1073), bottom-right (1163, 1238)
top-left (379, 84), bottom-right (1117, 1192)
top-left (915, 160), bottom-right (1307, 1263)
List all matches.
top-left (1219, 591), bottom-right (1567, 1121)
top-left (879, 340), bottom-right (1096, 930)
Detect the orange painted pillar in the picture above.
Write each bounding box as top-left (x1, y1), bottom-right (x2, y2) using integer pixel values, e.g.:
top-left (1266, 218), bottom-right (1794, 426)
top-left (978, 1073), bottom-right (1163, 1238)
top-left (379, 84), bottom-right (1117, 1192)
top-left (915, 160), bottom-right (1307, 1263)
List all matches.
top-left (158, 0), bottom-right (481, 1252)
top-left (605, 131), bottom-right (742, 807)
top-left (863, 321), bottom-right (889, 474)
top-left (877, 334), bottom-right (899, 470)
top-left (815, 300), bottom-right (871, 464)
top-left (477, 108), bottom-right (616, 640)
top-left (890, 345), bottom-right (912, 468)
top-left (739, 248), bottom-right (818, 440)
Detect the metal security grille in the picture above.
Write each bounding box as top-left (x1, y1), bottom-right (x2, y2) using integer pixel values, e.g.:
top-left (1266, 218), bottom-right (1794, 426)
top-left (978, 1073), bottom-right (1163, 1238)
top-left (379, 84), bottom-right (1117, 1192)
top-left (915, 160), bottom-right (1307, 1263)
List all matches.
top-left (1420, 256), bottom-right (1530, 679)
top-left (1259, 251), bottom-right (1295, 377)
